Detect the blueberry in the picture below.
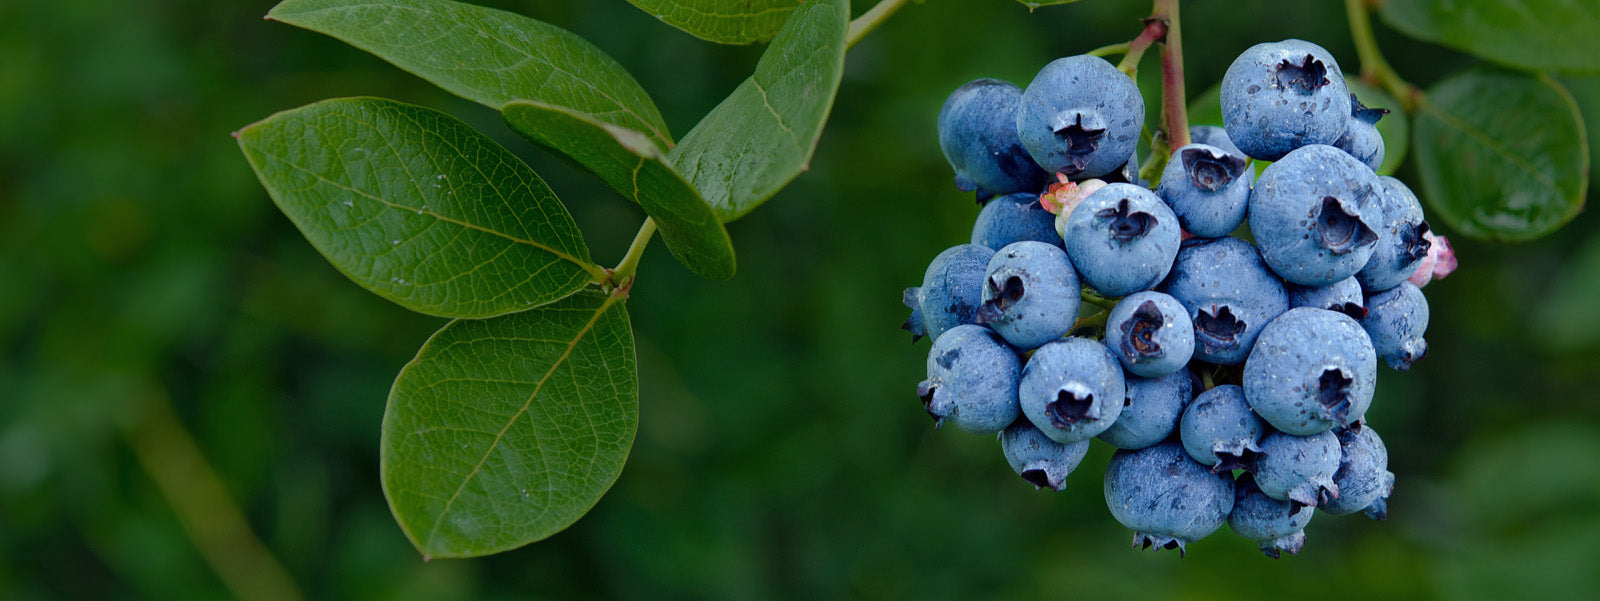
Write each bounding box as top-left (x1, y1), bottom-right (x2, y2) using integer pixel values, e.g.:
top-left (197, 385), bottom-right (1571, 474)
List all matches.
top-left (1019, 337), bottom-right (1125, 444)
top-left (1061, 183), bottom-right (1181, 296)
top-left (1000, 420), bottom-right (1092, 491)
top-left (1358, 176), bottom-right (1432, 293)
top-left (1250, 144), bottom-right (1384, 286)
top-left (971, 192), bottom-right (1063, 251)
top-left (1244, 308), bottom-right (1377, 435)
top-left (1159, 237), bottom-right (1289, 365)
top-left (1189, 125), bottom-right (1248, 164)
top-left (1098, 369), bottom-right (1194, 450)
top-left (1360, 282), bottom-right (1429, 371)
top-left (1016, 55), bottom-right (1144, 179)
top-left (1228, 472), bottom-right (1315, 559)
top-left (938, 79), bottom-right (1049, 197)
top-left (1321, 424), bottom-right (1395, 518)
top-left (977, 241), bottom-right (1080, 349)
top-left (917, 325), bottom-right (1021, 434)
top-left (905, 244), bottom-right (995, 344)
top-left (1103, 441), bottom-right (1235, 555)
top-left (1333, 94), bottom-right (1388, 172)
top-left (1156, 143), bottom-right (1253, 238)
top-left (1254, 430), bottom-right (1342, 510)
top-left (1287, 276), bottom-right (1366, 320)
top-left (1179, 384), bottom-right (1266, 472)
top-left (1104, 291), bottom-right (1194, 378)
top-left (1221, 39), bottom-right (1350, 161)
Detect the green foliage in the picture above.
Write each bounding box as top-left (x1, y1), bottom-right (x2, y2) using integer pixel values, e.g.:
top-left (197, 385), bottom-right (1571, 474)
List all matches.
top-left (1016, 0), bottom-right (1085, 10)
top-left (669, 0), bottom-right (849, 222)
top-left (623, 0), bottom-right (802, 45)
top-left (1380, 0), bottom-right (1600, 74)
top-left (1412, 70), bottom-right (1588, 242)
top-left (382, 288), bottom-right (636, 558)
top-left (236, 97), bottom-right (601, 319)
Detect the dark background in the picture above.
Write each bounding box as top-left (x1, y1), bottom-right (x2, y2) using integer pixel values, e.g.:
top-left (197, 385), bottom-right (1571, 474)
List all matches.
top-left (4, 0), bottom-right (1599, 599)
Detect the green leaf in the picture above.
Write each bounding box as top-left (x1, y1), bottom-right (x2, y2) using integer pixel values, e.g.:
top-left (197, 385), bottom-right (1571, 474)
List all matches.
top-left (1017, 0), bottom-right (1084, 9)
top-left (267, 0), bottom-right (672, 147)
top-left (1346, 79), bottom-right (1410, 176)
top-left (669, 0), bottom-right (847, 222)
top-left (503, 101), bottom-right (735, 280)
top-left (1412, 69), bottom-right (1588, 242)
top-left (623, 0), bottom-right (802, 45)
top-left (381, 288), bottom-right (636, 558)
top-left (236, 97), bottom-right (601, 319)
top-left (1380, 0), bottom-right (1600, 74)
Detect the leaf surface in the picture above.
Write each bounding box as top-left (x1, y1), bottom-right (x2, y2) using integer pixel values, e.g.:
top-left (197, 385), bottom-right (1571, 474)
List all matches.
top-left (1381, 0), bottom-right (1600, 74)
top-left (623, 0), bottom-right (802, 45)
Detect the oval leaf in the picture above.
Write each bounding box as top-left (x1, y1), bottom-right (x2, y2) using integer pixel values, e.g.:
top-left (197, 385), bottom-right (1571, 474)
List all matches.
top-left (1412, 69), bottom-right (1588, 242)
top-left (236, 97), bottom-right (601, 318)
top-left (1346, 79), bottom-right (1410, 176)
top-left (623, 0), bottom-right (802, 45)
top-left (382, 288), bottom-right (636, 558)
top-left (503, 101), bottom-right (735, 280)
top-left (267, 0), bottom-right (672, 147)
top-left (668, 0), bottom-right (847, 222)
top-left (1380, 0), bottom-right (1600, 74)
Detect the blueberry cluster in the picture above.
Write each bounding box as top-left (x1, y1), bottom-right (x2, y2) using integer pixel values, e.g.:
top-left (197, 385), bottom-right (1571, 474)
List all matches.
top-left (904, 40), bottom-right (1457, 557)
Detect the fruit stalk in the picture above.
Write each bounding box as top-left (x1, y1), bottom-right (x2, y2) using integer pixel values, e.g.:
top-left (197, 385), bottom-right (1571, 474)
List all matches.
top-left (1344, 0), bottom-right (1418, 111)
top-left (846, 0), bottom-right (910, 49)
top-left (1115, 18), bottom-right (1167, 77)
top-left (1155, 0), bottom-right (1189, 149)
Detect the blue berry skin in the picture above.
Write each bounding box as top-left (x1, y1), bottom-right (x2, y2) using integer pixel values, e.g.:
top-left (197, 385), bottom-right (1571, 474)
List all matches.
top-left (1358, 176), bottom-right (1432, 293)
top-left (1156, 144), bottom-right (1253, 238)
top-left (1099, 369), bottom-right (1194, 450)
top-left (1104, 291), bottom-right (1195, 378)
top-left (1221, 39), bottom-right (1351, 161)
top-left (908, 244), bottom-right (996, 344)
top-left (1001, 420), bottom-right (1092, 491)
top-left (1228, 472), bottom-right (1315, 559)
top-left (1321, 425), bottom-right (1395, 517)
top-left (1249, 144), bottom-right (1385, 287)
top-left (1159, 237), bottom-right (1289, 365)
top-left (1179, 385), bottom-right (1266, 472)
top-left (901, 287), bottom-right (927, 341)
top-left (1019, 337), bottom-right (1126, 444)
top-left (938, 79), bottom-right (1048, 197)
top-left (917, 325), bottom-right (1021, 434)
top-left (1254, 430), bottom-right (1342, 509)
top-left (1062, 183), bottom-right (1182, 296)
top-left (1333, 94), bottom-right (1389, 172)
top-left (977, 241), bottom-right (1080, 350)
top-left (1359, 282), bottom-right (1429, 371)
top-left (1245, 308), bottom-right (1377, 435)
top-left (1016, 55), bottom-right (1144, 179)
top-left (1104, 441), bottom-right (1235, 555)
top-left (1189, 125), bottom-right (1249, 165)
top-left (971, 192), bottom-right (1063, 251)
top-left (1287, 276), bottom-right (1366, 321)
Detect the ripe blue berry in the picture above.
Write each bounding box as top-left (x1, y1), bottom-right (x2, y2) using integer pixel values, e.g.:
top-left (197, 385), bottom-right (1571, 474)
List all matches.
top-left (1250, 144), bottom-right (1384, 286)
top-left (904, 244), bottom-right (995, 344)
top-left (1016, 56), bottom-right (1144, 179)
top-left (1104, 441), bottom-right (1235, 555)
top-left (917, 325), bottom-right (1021, 434)
top-left (1001, 420), bottom-right (1092, 491)
top-left (1189, 125), bottom-right (1248, 164)
top-left (1321, 425), bottom-right (1395, 518)
top-left (1179, 384), bottom-right (1266, 472)
top-left (1287, 276), bottom-right (1366, 320)
top-left (1228, 472), bottom-right (1315, 559)
top-left (977, 241), bottom-right (1080, 349)
top-left (1221, 39), bottom-right (1350, 161)
top-left (1254, 430), bottom-right (1342, 509)
top-left (1104, 291), bottom-right (1194, 378)
top-left (1360, 282), bottom-right (1429, 371)
top-left (1098, 369), bottom-right (1194, 450)
top-left (1156, 143), bottom-right (1252, 238)
top-left (1019, 337), bottom-right (1125, 444)
top-left (1333, 94), bottom-right (1388, 172)
top-left (1244, 308), bottom-right (1377, 435)
top-left (1159, 237), bottom-right (1289, 365)
top-left (1358, 176), bottom-right (1432, 293)
top-left (938, 79), bottom-right (1048, 197)
top-left (1062, 183), bottom-right (1181, 297)
top-left (971, 192), bottom-right (1063, 251)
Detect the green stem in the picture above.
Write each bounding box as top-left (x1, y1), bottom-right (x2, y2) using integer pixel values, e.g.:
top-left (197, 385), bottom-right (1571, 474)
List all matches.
top-left (1074, 309), bottom-right (1110, 331)
top-left (1080, 288), bottom-right (1121, 310)
top-left (1155, 0), bottom-right (1189, 150)
top-left (609, 217), bottom-right (657, 290)
top-left (1088, 42), bottom-right (1130, 58)
top-left (1345, 0), bottom-right (1419, 111)
top-left (1200, 368), bottom-right (1215, 391)
top-left (1116, 18), bottom-right (1167, 77)
top-left (847, 0), bottom-right (910, 49)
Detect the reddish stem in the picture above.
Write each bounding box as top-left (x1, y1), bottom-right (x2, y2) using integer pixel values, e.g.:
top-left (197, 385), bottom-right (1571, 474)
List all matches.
top-left (1155, 0), bottom-right (1188, 148)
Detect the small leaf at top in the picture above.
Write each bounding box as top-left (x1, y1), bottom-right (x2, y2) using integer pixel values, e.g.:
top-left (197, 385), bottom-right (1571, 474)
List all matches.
top-left (624, 0), bottom-right (802, 45)
top-left (503, 101), bottom-right (736, 279)
top-left (382, 288), bottom-right (636, 558)
top-left (1412, 69), bottom-right (1588, 242)
top-left (236, 97), bottom-right (602, 319)
top-left (267, 0), bottom-right (672, 147)
top-left (1380, 0), bottom-right (1600, 74)
top-left (1346, 80), bottom-right (1410, 176)
top-left (669, 0), bottom-right (848, 222)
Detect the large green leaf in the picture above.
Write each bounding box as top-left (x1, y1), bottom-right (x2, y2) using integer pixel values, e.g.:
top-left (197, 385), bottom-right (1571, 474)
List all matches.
top-left (623, 0), bottom-right (801, 45)
top-left (236, 97), bottom-right (601, 318)
top-left (669, 0), bottom-right (847, 222)
top-left (267, 0), bottom-right (672, 147)
top-left (503, 101), bottom-right (735, 279)
top-left (1412, 69), bottom-right (1588, 242)
top-left (382, 288), bottom-right (636, 558)
top-left (1346, 79), bottom-right (1410, 176)
top-left (1380, 0), bottom-right (1600, 74)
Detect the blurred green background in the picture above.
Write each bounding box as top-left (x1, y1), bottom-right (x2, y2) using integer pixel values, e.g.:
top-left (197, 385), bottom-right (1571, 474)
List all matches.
top-left (4, 0), bottom-right (1600, 599)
